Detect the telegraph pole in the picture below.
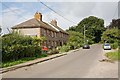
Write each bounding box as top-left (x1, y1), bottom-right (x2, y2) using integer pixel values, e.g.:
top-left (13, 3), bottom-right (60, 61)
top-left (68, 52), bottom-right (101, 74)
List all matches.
top-left (84, 25), bottom-right (86, 44)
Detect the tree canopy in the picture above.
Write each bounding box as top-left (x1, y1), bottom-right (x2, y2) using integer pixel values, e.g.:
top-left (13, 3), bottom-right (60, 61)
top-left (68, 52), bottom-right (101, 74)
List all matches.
top-left (68, 16), bottom-right (106, 43)
top-left (101, 28), bottom-right (118, 43)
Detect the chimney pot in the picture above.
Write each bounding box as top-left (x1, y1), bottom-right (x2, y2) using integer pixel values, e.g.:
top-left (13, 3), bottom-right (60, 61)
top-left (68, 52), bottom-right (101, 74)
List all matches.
top-left (50, 20), bottom-right (57, 26)
top-left (34, 12), bottom-right (42, 21)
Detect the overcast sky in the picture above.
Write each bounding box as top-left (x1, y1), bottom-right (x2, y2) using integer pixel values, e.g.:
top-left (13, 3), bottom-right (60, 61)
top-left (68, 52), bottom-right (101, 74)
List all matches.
top-left (0, 0), bottom-right (119, 34)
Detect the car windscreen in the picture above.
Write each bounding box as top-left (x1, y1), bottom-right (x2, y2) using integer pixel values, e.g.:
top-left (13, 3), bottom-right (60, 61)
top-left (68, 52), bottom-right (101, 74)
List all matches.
top-left (104, 44), bottom-right (110, 46)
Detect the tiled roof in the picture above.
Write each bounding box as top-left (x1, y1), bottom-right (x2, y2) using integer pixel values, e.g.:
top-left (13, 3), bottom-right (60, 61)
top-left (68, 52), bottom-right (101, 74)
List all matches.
top-left (12, 18), bottom-right (57, 32)
top-left (53, 25), bottom-right (69, 34)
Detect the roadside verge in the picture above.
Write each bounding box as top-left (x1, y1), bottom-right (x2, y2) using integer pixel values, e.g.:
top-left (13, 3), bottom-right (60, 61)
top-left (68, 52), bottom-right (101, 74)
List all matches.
top-left (1, 53), bottom-right (67, 74)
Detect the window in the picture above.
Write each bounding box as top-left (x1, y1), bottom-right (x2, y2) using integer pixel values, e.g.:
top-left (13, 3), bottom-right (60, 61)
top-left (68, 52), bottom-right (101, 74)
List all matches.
top-left (47, 30), bottom-right (49, 36)
top-left (51, 31), bottom-right (54, 37)
top-left (55, 32), bottom-right (56, 37)
top-left (61, 33), bottom-right (63, 38)
top-left (47, 30), bottom-right (51, 36)
top-left (43, 28), bottom-right (46, 36)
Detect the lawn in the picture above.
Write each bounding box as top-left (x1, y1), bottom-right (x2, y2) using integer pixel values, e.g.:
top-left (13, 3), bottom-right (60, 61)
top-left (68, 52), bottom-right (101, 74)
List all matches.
top-left (105, 50), bottom-right (120, 61)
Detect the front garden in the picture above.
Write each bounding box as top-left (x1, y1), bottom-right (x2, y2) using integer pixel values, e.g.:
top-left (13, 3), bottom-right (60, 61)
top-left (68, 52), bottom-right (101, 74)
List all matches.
top-left (1, 32), bottom-right (47, 68)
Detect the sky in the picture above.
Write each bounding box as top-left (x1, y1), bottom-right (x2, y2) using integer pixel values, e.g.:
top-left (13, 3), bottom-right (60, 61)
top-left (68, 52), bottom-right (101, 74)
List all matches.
top-left (0, 0), bottom-right (119, 34)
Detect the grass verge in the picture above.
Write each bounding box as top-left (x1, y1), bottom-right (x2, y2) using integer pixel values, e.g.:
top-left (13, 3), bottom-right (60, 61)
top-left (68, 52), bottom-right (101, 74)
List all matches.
top-left (2, 54), bottom-right (47, 68)
top-left (105, 50), bottom-right (120, 61)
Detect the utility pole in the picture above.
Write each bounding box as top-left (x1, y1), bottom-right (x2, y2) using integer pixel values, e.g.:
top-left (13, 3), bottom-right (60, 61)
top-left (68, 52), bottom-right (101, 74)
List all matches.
top-left (7, 28), bottom-right (11, 33)
top-left (84, 25), bottom-right (86, 44)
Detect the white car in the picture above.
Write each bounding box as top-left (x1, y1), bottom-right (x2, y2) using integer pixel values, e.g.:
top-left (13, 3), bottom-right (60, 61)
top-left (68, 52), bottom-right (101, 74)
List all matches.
top-left (103, 43), bottom-right (111, 50)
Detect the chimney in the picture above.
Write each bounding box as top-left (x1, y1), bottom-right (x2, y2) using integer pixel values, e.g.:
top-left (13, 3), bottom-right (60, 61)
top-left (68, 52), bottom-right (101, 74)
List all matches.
top-left (34, 12), bottom-right (42, 21)
top-left (50, 20), bottom-right (57, 26)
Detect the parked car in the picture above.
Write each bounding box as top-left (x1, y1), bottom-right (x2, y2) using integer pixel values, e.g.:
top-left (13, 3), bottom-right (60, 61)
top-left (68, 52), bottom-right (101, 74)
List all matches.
top-left (103, 43), bottom-right (111, 50)
top-left (83, 44), bottom-right (90, 49)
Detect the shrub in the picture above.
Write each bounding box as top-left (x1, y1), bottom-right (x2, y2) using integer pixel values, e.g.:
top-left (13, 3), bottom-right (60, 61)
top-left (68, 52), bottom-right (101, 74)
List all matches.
top-left (47, 49), bottom-right (59, 55)
top-left (111, 43), bottom-right (118, 49)
top-left (2, 32), bottom-right (42, 62)
top-left (34, 45), bottom-right (42, 57)
top-left (2, 45), bottom-right (40, 62)
top-left (101, 28), bottom-right (118, 44)
top-left (52, 49), bottom-right (59, 54)
top-left (41, 53), bottom-right (47, 57)
top-left (59, 45), bottom-right (70, 53)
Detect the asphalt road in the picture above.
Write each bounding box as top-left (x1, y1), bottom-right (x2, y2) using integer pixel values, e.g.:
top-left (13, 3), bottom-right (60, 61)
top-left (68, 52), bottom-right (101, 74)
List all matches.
top-left (2, 44), bottom-right (118, 78)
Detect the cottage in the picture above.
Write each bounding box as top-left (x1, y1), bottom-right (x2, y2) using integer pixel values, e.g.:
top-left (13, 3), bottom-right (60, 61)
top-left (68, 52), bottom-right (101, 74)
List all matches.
top-left (12, 12), bottom-right (69, 48)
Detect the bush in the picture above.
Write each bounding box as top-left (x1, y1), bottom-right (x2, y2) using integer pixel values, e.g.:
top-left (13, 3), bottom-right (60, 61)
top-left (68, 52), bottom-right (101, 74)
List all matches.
top-left (2, 44), bottom-right (42, 62)
top-left (111, 43), bottom-right (118, 49)
top-left (41, 53), bottom-right (47, 57)
top-left (101, 28), bottom-right (118, 44)
top-left (47, 49), bottom-right (59, 55)
top-left (66, 31), bottom-right (93, 51)
top-left (59, 45), bottom-right (70, 53)
top-left (2, 32), bottom-right (42, 62)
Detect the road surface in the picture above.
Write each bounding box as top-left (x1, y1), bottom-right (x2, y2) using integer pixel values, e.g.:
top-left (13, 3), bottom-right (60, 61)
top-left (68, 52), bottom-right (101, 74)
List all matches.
top-left (2, 44), bottom-right (118, 78)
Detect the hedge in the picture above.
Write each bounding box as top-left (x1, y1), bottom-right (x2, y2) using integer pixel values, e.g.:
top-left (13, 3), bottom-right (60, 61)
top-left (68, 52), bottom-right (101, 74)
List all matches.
top-left (2, 32), bottom-right (42, 62)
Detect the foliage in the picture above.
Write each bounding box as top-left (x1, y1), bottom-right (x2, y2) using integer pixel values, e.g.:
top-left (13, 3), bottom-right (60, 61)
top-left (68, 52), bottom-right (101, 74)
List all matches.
top-left (101, 28), bottom-right (118, 43)
top-left (32, 36), bottom-right (46, 46)
top-left (58, 31), bottom-right (94, 53)
top-left (2, 53), bottom-right (47, 68)
top-left (111, 43), bottom-right (118, 49)
top-left (68, 16), bottom-right (105, 43)
top-left (2, 32), bottom-right (43, 62)
top-left (67, 31), bottom-right (93, 48)
top-left (67, 31), bottom-right (84, 48)
top-left (105, 50), bottom-right (120, 61)
top-left (59, 45), bottom-right (70, 53)
top-left (2, 32), bottom-right (33, 46)
top-left (101, 28), bottom-right (118, 49)
top-left (47, 48), bottom-right (59, 55)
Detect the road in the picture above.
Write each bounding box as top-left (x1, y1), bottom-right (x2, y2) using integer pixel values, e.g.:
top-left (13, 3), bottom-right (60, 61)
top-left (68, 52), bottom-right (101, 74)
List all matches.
top-left (2, 44), bottom-right (118, 78)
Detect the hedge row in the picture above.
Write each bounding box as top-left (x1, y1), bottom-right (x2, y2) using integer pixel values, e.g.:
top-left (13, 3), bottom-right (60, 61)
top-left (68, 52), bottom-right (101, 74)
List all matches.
top-left (2, 32), bottom-right (42, 62)
top-left (2, 45), bottom-right (42, 62)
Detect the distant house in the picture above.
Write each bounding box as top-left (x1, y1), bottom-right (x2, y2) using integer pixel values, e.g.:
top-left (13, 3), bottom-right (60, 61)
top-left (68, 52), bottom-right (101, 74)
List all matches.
top-left (11, 12), bottom-right (69, 48)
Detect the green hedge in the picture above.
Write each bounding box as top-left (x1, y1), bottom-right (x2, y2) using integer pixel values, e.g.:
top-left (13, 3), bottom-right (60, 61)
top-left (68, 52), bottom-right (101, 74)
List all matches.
top-left (47, 49), bottom-right (59, 55)
top-left (59, 45), bottom-right (70, 53)
top-left (2, 32), bottom-right (42, 62)
top-left (111, 43), bottom-right (118, 49)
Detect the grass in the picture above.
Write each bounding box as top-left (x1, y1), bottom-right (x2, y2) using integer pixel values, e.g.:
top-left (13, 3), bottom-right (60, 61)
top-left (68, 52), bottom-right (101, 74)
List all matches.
top-left (105, 50), bottom-right (120, 61)
top-left (2, 54), bottom-right (47, 68)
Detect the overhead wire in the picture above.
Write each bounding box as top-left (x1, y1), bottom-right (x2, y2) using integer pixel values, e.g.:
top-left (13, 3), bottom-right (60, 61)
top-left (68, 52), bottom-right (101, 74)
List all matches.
top-left (38, 0), bottom-right (76, 24)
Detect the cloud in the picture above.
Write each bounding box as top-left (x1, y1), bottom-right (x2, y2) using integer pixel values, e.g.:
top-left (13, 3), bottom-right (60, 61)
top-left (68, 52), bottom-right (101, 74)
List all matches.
top-left (2, 6), bottom-right (33, 34)
top-left (57, 2), bottom-right (96, 17)
top-left (45, 2), bottom-right (118, 27)
top-left (92, 2), bottom-right (118, 25)
top-left (0, 3), bottom-right (2, 25)
top-left (118, 1), bottom-right (120, 18)
top-left (43, 11), bottom-right (74, 30)
top-left (1, 2), bottom-right (119, 34)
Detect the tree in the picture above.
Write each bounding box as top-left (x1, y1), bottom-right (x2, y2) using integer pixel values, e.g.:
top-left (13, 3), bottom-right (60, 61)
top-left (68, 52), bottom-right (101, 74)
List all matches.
top-left (101, 28), bottom-right (118, 43)
top-left (66, 31), bottom-right (93, 49)
top-left (69, 16), bottom-right (106, 43)
top-left (0, 26), bottom-right (2, 36)
top-left (33, 36), bottom-right (46, 46)
top-left (67, 31), bottom-right (84, 49)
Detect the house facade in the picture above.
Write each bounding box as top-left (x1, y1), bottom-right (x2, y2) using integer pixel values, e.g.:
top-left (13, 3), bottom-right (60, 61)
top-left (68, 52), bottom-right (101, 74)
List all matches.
top-left (12, 12), bottom-right (69, 48)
